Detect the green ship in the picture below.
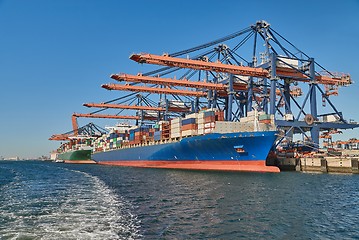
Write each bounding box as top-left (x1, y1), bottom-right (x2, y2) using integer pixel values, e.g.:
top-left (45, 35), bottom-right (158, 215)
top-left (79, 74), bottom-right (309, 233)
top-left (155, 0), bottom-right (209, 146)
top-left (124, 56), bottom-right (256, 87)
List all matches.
top-left (50, 122), bottom-right (108, 164)
top-left (55, 137), bottom-right (96, 164)
top-left (57, 149), bottom-right (94, 164)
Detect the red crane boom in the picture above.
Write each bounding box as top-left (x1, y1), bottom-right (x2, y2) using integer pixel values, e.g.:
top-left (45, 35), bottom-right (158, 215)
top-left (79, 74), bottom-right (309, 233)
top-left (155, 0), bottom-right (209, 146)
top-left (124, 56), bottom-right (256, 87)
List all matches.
top-left (111, 73), bottom-right (247, 91)
top-left (83, 103), bottom-right (163, 111)
top-left (130, 53), bottom-right (269, 78)
top-left (72, 113), bottom-right (140, 132)
top-left (101, 83), bottom-right (207, 97)
top-left (130, 53), bottom-right (351, 86)
top-left (83, 103), bottom-right (190, 112)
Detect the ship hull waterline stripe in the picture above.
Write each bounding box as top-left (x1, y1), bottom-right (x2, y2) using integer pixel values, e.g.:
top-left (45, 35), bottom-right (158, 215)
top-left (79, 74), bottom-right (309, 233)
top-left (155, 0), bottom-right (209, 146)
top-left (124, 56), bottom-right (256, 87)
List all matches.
top-left (96, 160), bottom-right (280, 173)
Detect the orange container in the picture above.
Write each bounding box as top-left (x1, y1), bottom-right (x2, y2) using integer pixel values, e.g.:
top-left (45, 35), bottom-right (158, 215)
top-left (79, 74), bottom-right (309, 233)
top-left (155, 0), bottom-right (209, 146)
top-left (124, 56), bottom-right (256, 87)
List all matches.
top-left (259, 119), bottom-right (271, 124)
top-left (181, 123), bottom-right (198, 131)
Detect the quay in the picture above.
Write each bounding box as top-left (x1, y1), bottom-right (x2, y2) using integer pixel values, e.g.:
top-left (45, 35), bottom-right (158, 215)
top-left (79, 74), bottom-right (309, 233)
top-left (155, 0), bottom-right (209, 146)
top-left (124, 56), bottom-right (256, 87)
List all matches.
top-left (274, 153), bottom-right (359, 174)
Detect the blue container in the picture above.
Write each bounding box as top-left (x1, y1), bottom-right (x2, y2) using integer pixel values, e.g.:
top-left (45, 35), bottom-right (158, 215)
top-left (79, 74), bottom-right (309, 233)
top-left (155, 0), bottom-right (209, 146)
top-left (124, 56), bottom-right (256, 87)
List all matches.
top-left (182, 118), bottom-right (196, 125)
top-left (204, 111), bottom-right (215, 117)
top-left (129, 133), bottom-right (135, 141)
top-left (140, 125), bottom-right (151, 132)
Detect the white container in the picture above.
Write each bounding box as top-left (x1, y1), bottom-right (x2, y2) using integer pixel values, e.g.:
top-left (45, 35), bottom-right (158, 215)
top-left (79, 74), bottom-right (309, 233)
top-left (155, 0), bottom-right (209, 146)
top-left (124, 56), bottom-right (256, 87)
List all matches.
top-left (171, 132), bottom-right (181, 138)
top-left (181, 129), bottom-right (197, 136)
top-left (204, 128), bottom-right (213, 134)
top-left (323, 114), bottom-right (338, 122)
top-left (277, 56), bottom-right (299, 69)
top-left (186, 113), bottom-right (198, 119)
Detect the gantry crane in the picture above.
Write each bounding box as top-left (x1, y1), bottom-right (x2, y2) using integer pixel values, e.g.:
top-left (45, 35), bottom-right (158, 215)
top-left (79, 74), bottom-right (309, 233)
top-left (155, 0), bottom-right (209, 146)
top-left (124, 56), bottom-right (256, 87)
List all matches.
top-left (49, 122), bottom-right (108, 141)
top-left (72, 20), bottom-right (358, 151)
top-left (71, 113), bottom-right (147, 135)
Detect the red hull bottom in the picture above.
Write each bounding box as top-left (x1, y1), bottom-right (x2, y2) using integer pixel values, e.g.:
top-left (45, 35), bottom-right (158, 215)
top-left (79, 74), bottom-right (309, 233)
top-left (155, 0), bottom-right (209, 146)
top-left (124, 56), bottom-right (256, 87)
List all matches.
top-left (96, 160), bottom-right (280, 173)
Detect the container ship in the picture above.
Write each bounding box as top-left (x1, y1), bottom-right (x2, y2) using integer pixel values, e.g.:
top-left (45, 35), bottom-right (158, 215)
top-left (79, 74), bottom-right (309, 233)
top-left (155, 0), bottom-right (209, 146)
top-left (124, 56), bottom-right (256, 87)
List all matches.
top-left (50, 123), bottom-right (108, 164)
top-left (92, 109), bottom-right (280, 172)
top-left (55, 137), bottom-right (95, 164)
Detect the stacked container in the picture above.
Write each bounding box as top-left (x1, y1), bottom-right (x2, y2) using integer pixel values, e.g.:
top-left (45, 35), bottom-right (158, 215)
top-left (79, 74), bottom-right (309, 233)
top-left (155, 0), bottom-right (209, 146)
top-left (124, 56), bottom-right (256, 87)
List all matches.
top-left (181, 113), bottom-right (198, 137)
top-left (215, 110), bottom-right (225, 121)
top-left (214, 121), bottom-right (254, 133)
top-left (159, 121), bottom-right (170, 140)
top-left (108, 132), bottom-right (119, 149)
top-left (92, 109), bottom-right (230, 151)
top-left (129, 125), bottom-right (154, 144)
top-left (170, 118), bottom-right (181, 138)
top-left (258, 113), bottom-right (275, 124)
top-left (198, 110), bottom-right (216, 135)
top-left (96, 134), bottom-right (109, 151)
top-left (129, 127), bottom-right (138, 145)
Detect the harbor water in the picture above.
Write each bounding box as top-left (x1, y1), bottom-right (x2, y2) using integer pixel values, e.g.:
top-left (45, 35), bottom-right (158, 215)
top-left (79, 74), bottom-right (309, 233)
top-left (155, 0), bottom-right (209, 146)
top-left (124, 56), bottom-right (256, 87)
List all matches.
top-left (0, 160), bottom-right (358, 239)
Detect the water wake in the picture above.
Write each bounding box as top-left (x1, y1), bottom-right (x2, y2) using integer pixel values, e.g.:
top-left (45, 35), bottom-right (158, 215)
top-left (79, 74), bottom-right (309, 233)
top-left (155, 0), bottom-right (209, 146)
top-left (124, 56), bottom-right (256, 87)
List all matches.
top-left (0, 164), bottom-right (141, 239)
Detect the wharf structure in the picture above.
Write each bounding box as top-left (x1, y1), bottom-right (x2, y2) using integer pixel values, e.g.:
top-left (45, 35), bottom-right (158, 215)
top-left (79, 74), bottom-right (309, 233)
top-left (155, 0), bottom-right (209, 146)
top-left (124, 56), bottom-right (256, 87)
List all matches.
top-left (276, 156), bottom-right (359, 174)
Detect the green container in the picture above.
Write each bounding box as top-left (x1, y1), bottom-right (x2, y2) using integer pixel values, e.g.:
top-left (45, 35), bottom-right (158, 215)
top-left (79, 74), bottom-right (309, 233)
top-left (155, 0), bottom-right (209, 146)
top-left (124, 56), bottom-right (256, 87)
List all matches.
top-left (258, 114), bottom-right (271, 121)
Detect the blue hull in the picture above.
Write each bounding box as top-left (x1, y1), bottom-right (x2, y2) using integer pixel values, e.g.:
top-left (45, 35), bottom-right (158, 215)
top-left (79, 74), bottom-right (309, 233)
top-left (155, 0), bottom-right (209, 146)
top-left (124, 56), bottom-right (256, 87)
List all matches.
top-left (92, 131), bottom-right (277, 162)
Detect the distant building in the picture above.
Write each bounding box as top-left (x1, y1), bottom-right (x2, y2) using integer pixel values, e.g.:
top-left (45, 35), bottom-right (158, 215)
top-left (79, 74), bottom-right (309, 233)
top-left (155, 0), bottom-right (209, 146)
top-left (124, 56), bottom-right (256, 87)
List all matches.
top-left (5, 156), bottom-right (20, 160)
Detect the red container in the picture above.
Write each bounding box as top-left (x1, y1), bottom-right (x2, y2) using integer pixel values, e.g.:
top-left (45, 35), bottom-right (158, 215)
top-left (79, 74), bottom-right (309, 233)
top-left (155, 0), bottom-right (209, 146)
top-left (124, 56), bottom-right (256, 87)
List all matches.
top-left (259, 119), bottom-right (271, 124)
top-left (181, 123), bottom-right (198, 131)
top-left (215, 111), bottom-right (225, 121)
top-left (204, 115), bottom-right (215, 123)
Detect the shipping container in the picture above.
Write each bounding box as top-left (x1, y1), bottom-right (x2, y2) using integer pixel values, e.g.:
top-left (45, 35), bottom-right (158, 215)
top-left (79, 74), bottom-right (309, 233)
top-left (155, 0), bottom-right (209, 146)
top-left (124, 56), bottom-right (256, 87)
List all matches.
top-left (182, 118), bottom-right (196, 125)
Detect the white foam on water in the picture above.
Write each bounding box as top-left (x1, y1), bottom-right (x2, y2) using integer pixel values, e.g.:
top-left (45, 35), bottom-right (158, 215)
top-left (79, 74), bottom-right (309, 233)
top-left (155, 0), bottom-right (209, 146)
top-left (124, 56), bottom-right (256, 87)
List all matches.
top-left (0, 167), bottom-right (141, 240)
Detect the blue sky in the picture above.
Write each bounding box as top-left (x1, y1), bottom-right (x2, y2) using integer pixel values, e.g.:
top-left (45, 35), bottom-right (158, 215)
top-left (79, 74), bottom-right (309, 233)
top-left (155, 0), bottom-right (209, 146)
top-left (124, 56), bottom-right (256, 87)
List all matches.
top-left (0, 0), bottom-right (359, 158)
